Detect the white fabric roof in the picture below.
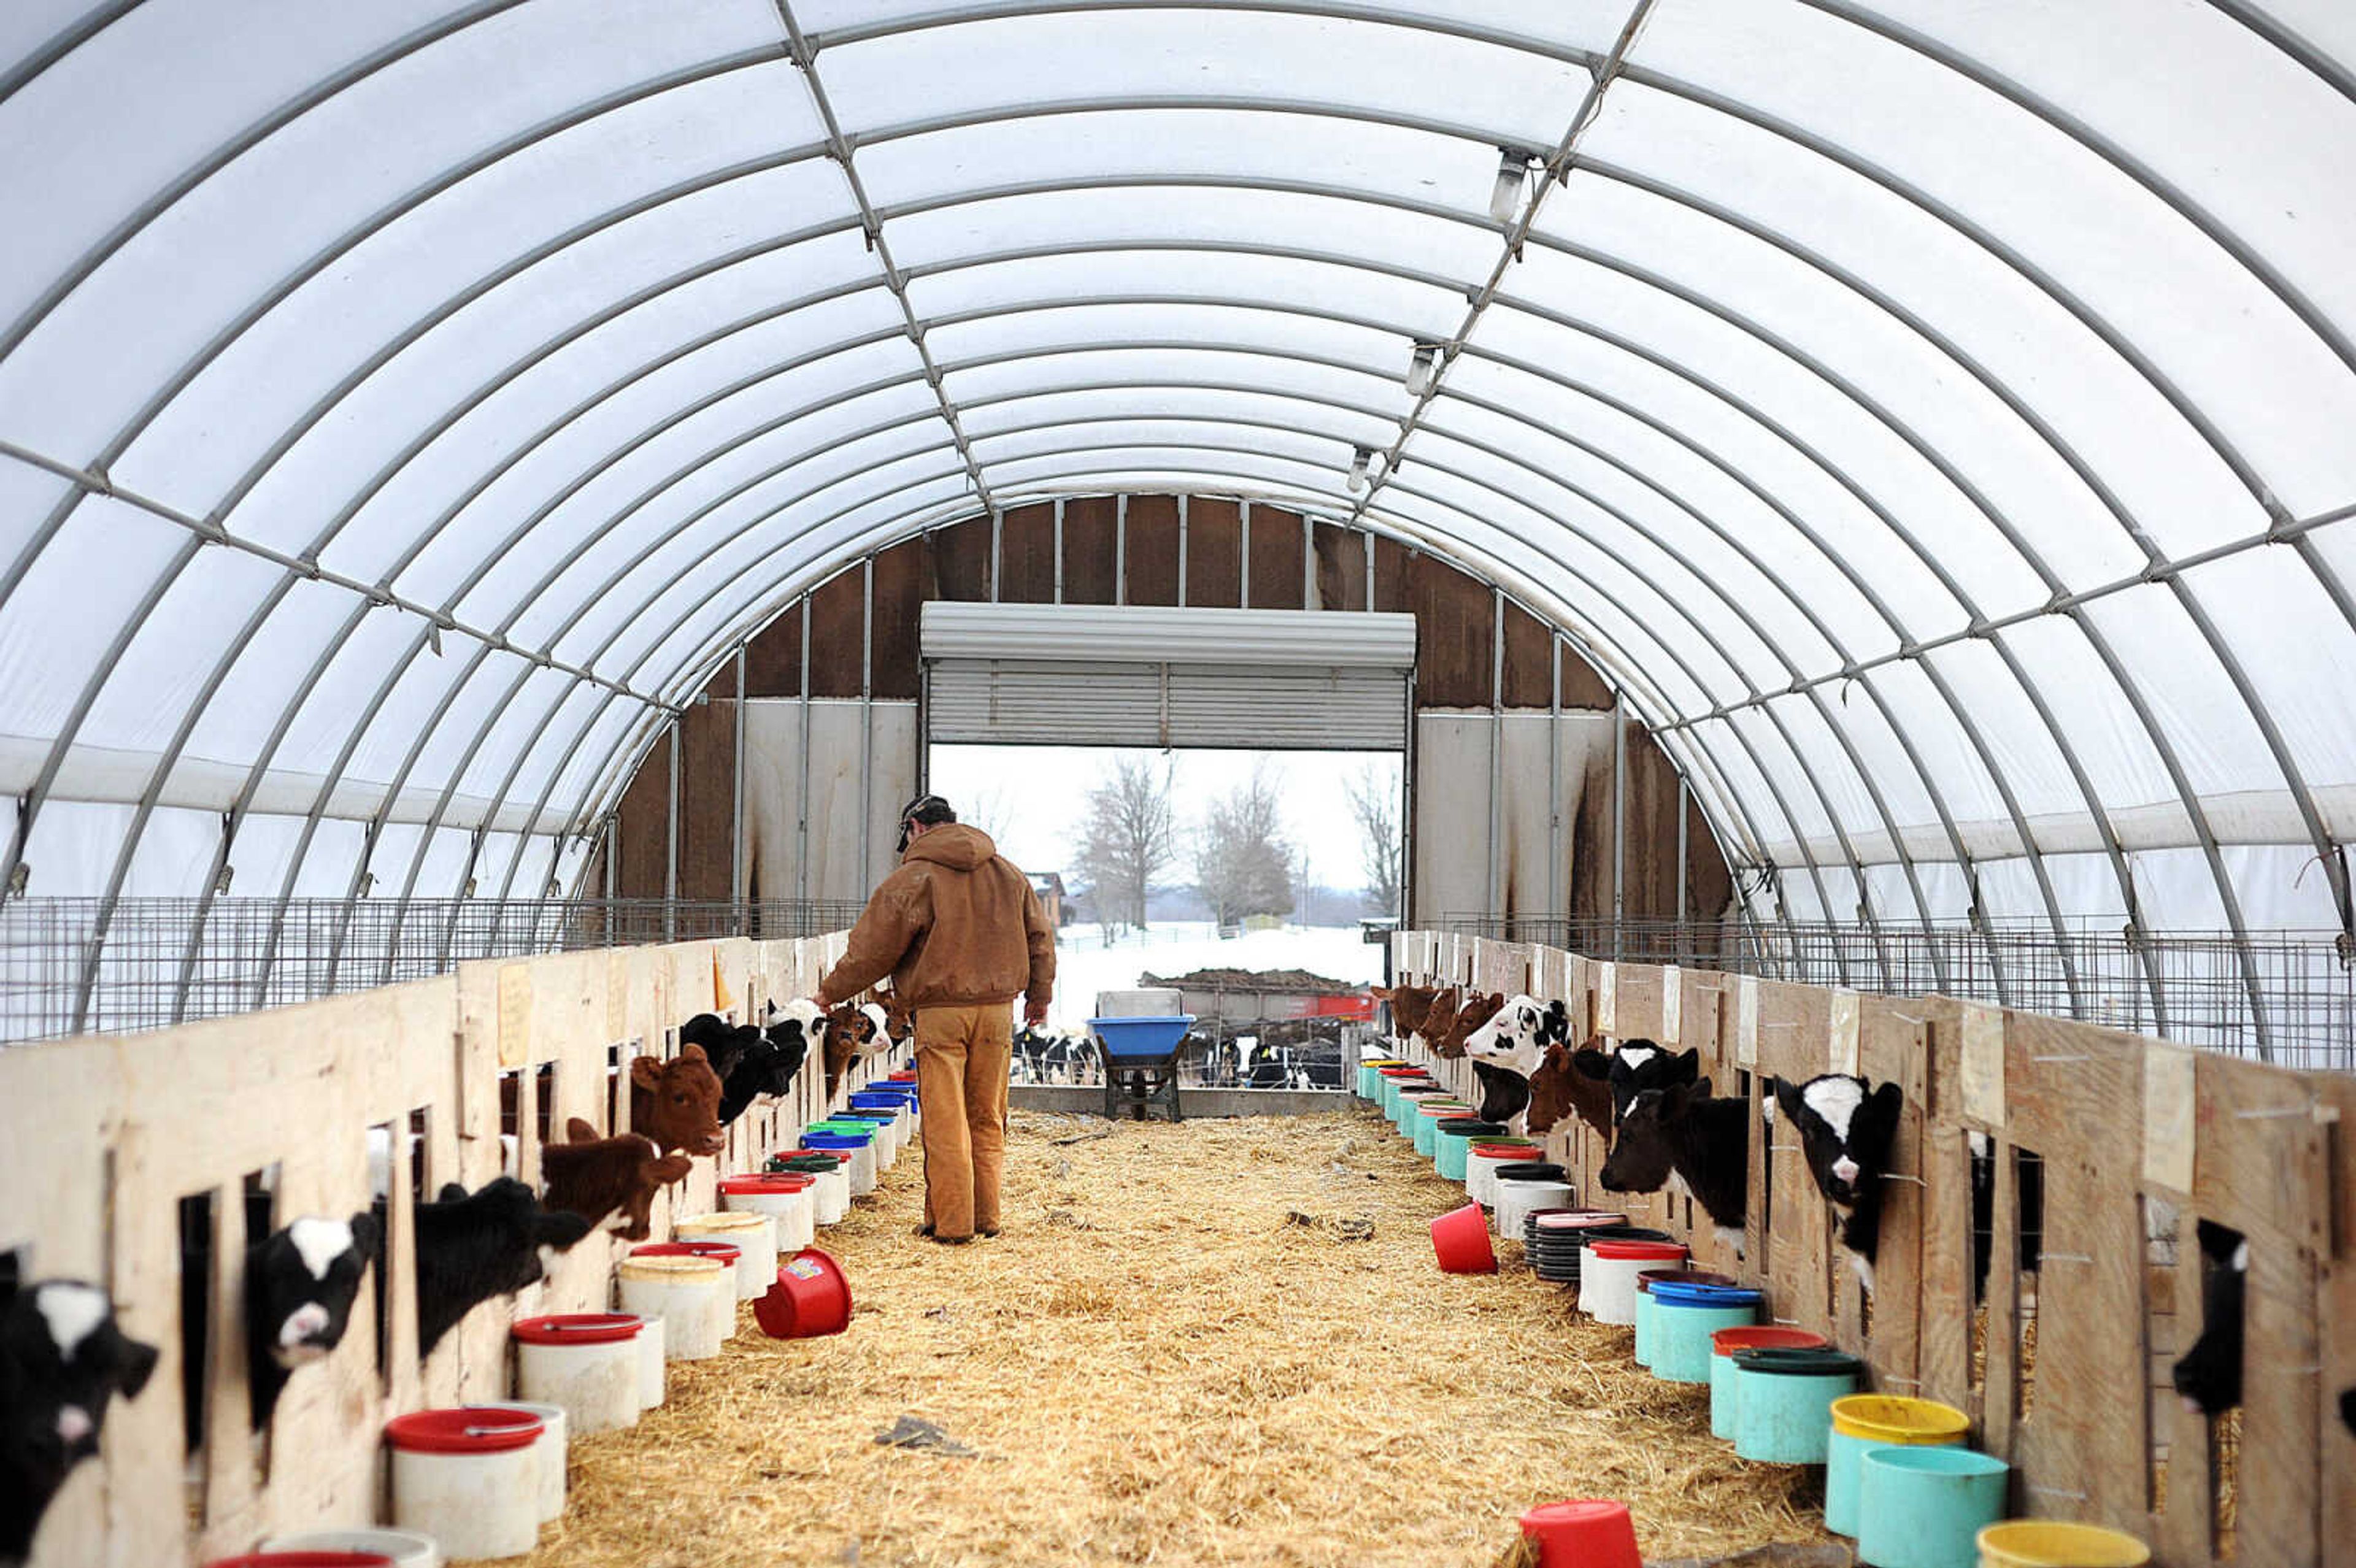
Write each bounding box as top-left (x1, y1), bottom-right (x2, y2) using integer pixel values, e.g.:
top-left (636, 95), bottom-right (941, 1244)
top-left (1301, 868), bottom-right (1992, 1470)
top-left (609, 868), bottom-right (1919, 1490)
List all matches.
top-left (2, 0), bottom-right (2354, 955)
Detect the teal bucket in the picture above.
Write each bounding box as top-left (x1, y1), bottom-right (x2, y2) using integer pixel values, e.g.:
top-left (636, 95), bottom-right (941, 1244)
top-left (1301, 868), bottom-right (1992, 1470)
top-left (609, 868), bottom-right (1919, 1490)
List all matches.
top-left (1356, 1063), bottom-right (1382, 1099)
top-left (1633, 1285), bottom-right (1658, 1368)
top-left (1652, 1285), bottom-right (1763, 1384)
top-left (1731, 1347), bottom-right (1863, 1464)
top-left (1434, 1120), bottom-right (1503, 1182)
top-left (1824, 1397), bottom-right (1971, 1537)
top-left (1396, 1088), bottom-right (1443, 1137)
top-left (1854, 1447), bottom-right (2009, 1568)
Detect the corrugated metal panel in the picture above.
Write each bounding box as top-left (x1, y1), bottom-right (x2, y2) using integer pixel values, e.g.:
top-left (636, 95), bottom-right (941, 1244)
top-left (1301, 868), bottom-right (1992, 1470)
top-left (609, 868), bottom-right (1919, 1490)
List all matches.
top-left (928, 661), bottom-right (1406, 750)
top-left (921, 601), bottom-right (1416, 669)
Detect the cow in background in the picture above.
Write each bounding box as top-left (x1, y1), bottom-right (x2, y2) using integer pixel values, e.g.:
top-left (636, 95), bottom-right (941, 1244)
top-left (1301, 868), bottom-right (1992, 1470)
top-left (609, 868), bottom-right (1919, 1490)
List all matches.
top-left (1599, 1078), bottom-right (1750, 1255)
top-left (1431, 991), bottom-right (1505, 1059)
top-left (1460, 994), bottom-right (1615, 1142)
top-left (414, 1177), bottom-right (591, 1355)
top-left (1769, 1073), bottom-right (1904, 1291)
top-left (541, 1118), bottom-right (694, 1242)
top-left (1371, 984), bottom-right (1441, 1048)
top-left (629, 1045), bottom-right (725, 1156)
top-left (1, 1278), bottom-right (158, 1568)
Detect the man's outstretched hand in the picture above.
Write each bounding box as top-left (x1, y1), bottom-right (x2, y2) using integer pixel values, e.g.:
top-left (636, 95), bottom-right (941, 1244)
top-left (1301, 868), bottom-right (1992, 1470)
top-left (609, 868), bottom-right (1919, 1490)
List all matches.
top-left (1023, 999), bottom-right (1050, 1028)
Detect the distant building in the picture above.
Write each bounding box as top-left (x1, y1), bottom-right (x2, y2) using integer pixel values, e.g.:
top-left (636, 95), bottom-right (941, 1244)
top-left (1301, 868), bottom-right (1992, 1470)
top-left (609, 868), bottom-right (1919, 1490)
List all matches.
top-left (1028, 870), bottom-right (1069, 928)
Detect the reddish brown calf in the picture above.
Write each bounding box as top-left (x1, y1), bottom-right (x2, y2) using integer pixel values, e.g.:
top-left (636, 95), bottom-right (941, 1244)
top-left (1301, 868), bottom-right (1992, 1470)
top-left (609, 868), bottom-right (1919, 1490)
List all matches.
top-left (541, 1117), bottom-right (694, 1241)
top-left (628, 1045), bottom-right (725, 1156)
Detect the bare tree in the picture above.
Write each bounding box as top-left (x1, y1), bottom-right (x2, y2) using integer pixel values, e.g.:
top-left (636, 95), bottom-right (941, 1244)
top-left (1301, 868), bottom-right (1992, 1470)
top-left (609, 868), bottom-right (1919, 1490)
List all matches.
top-left (960, 782), bottom-right (1017, 845)
top-left (1345, 764), bottom-right (1402, 917)
top-left (1195, 766), bottom-right (1295, 928)
top-left (1075, 756), bottom-right (1176, 931)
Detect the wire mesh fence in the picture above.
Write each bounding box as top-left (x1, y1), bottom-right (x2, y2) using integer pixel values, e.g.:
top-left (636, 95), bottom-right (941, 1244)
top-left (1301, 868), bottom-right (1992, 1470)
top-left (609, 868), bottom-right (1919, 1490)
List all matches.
top-left (0, 897), bottom-right (865, 1045)
top-left (1436, 914), bottom-right (2356, 1072)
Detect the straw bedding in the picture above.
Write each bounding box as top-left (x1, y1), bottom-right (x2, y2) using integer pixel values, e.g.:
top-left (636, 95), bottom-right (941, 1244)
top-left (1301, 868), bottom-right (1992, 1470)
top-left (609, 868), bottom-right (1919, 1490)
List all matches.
top-left (520, 1109), bottom-right (1829, 1567)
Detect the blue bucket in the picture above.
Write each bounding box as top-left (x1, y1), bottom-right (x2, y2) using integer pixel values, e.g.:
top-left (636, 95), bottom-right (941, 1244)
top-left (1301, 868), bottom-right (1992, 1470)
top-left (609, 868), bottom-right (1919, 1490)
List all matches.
top-left (1855, 1447), bottom-right (2009, 1568)
top-left (1088, 1015), bottom-right (1195, 1060)
top-left (1650, 1283), bottom-right (1763, 1384)
top-left (1731, 1347), bottom-right (1863, 1464)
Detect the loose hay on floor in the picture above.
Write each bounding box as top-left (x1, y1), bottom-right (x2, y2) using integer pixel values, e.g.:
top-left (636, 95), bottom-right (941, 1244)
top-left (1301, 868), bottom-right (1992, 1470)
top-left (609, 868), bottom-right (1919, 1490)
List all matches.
top-left (520, 1109), bottom-right (1830, 1568)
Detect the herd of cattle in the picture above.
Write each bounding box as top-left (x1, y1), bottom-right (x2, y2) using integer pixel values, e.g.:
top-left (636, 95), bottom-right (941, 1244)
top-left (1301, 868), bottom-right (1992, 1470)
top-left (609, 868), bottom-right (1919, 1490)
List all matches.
top-left (1, 992), bottom-right (909, 1567)
top-left (1372, 981), bottom-right (2346, 1441)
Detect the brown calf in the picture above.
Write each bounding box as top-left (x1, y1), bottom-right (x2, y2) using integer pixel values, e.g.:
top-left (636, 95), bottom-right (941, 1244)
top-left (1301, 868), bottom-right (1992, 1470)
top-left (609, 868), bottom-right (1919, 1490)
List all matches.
top-left (541, 1117), bottom-right (695, 1241)
top-left (628, 1044), bottom-right (725, 1156)
top-left (821, 1005), bottom-right (880, 1099)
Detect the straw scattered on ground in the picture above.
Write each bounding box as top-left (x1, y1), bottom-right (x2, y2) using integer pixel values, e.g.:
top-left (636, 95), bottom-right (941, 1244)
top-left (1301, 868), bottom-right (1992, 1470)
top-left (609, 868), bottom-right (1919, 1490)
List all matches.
top-left (520, 1108), bottom-right (1831, 1567)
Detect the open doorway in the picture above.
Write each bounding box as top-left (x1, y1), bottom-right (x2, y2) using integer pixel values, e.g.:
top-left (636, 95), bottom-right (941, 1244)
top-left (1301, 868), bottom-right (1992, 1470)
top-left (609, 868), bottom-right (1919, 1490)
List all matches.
top-left (927, 744), bottom-right (1403, 1086)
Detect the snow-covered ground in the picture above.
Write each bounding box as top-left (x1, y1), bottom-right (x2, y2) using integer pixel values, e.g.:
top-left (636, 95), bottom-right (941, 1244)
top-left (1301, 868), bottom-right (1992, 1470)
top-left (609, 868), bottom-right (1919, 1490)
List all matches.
top-left (1045, 921), bottom-right (1382, 1028)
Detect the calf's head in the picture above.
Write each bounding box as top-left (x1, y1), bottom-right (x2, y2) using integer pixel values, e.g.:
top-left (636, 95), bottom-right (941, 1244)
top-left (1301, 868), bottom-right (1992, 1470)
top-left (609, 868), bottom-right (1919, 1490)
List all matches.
top-left (1461, 994), bottom-right (1568, 1076)
top-left (2171, 1220), bottom-right (2247, 1417)
top-left (677, 1013), bottom-right (752, 1082)
top-left (1571, 1039), bottom-right (1699, 1125)
top-left (1773, 1074), bottom-right (1903, 1208)
top-left (0, 1278), bottom-right (158, 1563)
top-left (253, 1213), bottom-right (378, 1367)
top-left (821, 1005), bottom-right (879, 1096)
top-left (1371, 984), bottom-right (1439, 1041)
top-left (542, 1118), bottom-right (694, 1240)
top-left (414, 1178), bottom-right (592, 1354)
top-left (1433, 991), bottom-right (1505, 1058)
top-left (629, 1043), bottom-right (725, 1155)
top-left (1598, 1080), bottom-right (1705, 1195)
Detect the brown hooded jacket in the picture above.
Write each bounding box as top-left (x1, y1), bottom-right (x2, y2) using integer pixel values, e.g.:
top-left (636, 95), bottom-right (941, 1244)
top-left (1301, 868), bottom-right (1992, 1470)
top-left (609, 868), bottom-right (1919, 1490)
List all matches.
top-left (818, 823), bottom-right (1055, 1010)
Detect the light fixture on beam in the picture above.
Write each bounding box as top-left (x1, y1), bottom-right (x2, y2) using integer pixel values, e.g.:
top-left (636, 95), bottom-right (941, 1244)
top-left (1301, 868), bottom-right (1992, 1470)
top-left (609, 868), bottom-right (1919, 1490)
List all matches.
top-left (1488, 147), bottom-right (1535, 224)
top-left (1405, 343), bottom-right (1439, 397)
top-left (1346, 445), bottom-right (1375, 494)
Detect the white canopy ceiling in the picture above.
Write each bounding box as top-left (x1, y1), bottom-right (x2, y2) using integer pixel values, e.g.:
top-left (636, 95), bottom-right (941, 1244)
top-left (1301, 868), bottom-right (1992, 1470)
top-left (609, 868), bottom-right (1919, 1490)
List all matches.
top-left (2, 0), bottom-right (2354, 967)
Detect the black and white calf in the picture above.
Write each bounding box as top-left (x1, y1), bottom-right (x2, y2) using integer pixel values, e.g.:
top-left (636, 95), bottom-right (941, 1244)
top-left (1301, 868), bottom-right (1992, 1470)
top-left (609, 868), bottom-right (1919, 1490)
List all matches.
top-left (1571, 1039), bottom-right (1701, 1126)
top-left (247, 1213), bottom-right (378, 1429)
top-left (1597, 1078), bottom-right (1749, 1255)
top-left (414, 1177), bottom-right (591, 1355)
top-left (1, 1278), bottom-right (159, 1568)
top-left (1459, 995), bottom-right (1572, 1131)
top-left (2170, 1220), bottom-right (2247, 1417)
top-left (1769, 1074), bottom-right (1904, 1292)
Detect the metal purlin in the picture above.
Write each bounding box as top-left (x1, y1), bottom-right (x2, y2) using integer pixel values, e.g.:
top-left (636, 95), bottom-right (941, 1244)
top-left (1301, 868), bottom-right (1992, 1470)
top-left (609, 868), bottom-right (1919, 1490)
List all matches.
top-left (4, 15), bottom-right (2337, 988)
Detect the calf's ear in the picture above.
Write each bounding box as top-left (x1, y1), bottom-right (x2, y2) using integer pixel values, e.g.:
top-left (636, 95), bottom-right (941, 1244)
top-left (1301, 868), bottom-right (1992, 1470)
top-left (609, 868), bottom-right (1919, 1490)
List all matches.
top-left (629, 1055), bottom-right (664, 1090)
top-left (1571, 1047), bottom-right (1613, 1080)
top-left (534, 1210), bottom-right (594, 1249)
top-left (1666, 1047), bottom-right (1701, 1085)
top-left (348, 1210), bottom-right (382, 1259)
top-left (1866, 1080), bottom-right (1904, 1130)
top-left (112, 1329), bottom-right (160, 1399)
top-left (678, 1042), bottom-right (709, 1066)
top-left (565, 1116), bottom-right (599, 1143)
top-left (651, 1156), bottom-right (695, 1186)
top-left (437, 1182), bottom-right (469, 1205)
top-left (1773, 1077), bottom-right (1804, 1122)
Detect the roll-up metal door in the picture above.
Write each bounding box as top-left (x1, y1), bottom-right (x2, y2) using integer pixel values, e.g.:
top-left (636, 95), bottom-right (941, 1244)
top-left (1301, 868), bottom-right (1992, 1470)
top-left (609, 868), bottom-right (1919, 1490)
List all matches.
top-left (922, 604), bottom-right (1416, 750)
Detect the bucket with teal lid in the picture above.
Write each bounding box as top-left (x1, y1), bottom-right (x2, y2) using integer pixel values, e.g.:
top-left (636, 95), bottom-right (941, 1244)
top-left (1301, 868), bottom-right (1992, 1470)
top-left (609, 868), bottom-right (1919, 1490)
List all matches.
top-left (1731, 1346), bottom-right (1864, 1464)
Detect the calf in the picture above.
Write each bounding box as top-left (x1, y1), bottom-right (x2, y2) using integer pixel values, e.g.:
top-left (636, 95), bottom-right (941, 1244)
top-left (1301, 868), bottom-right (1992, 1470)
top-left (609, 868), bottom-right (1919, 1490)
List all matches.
top-left (414, 1177), bottom-right (591, 1355)
top-left (1371, 984), bottom-right (1440, 1046)
top-left (1771, 1074), bottom-right (1904, 1291)
top-left (678, 1013), bottom-right (755, 1083)
top-left (2171, 1220), bottom-right (2247, 1416)
top-left (1431, 990), bottom-right (1505, 1059)
top-left (1458, 994), bottom-right (1616, 1141)
top-left (820, 1005), bottom-right (880, 1099)
top-left (629, 1044), bottom-right (725, 1156)
top-left (717, 1023), bottom-right (808, 1124)
top-left (1598, 1078), bottom-right (1749, 1255)
top-left (858, 1002), bottom-right (898, 1056)
top-left (1571, 1039), bottom-right (1700, 1126)
top-left (1, 1279), bottom-right (158, 1568)
top-left (541, 1118), bottom-right (694, 1242)
top-left (247, 1213), bottom-right (378, 1430)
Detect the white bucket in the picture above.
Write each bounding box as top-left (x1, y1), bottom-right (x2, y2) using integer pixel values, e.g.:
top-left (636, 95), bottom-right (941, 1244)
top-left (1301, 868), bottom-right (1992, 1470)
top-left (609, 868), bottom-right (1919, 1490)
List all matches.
top-left (839, 1138), bottom-right (878, 1195)
top-left (467, 1400), bottom-right (567, 1523)
top-left (1465, 1146), bottom-right (1541, 1209)
top-left (636, 1312), bottom-right (666, 1410)
top-left (511, 1314), bottom-right (642, 1437)
top-left (799, 1158), bottom-right (851, 1224)
top-left (618, 1253), bottom-right (728, 1360)
top-left (387, 1407), bottom-right (543, 1561)
top-left (1493, 1177), bottom-right (1576, 1240)
top-left (261, 1528), bottom-right (441, 1568)
top-left (1580, 1241), bottom-right (1688, 1325)
top-left (715, 1178), bottom-right (812, 1257)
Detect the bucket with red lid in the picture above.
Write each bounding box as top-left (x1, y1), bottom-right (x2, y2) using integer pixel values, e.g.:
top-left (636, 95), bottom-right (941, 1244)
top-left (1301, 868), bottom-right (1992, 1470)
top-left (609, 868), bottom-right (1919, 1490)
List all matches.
top-left (385, 1407), bottom-right (544, 1559)
top-left (255, 1531), bottom-right (437, 1568)
top-left (206, 1555), bottom-right (398, 1568)
top-left (512, 1312), bottom-right (645, 1435)
top-left (634, 1239), bottom-right (742, 1344)
top-left (1579, 1237), bottom-right (1688, 1324)
top-left (720, 1171), bottom-right (816, 1253)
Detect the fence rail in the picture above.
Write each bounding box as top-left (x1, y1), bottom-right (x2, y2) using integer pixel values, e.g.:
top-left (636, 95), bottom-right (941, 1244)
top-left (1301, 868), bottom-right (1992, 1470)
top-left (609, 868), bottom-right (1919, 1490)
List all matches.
top-left (0, 897), bottom-right (866, 1044)
top-left (1437, 915), bottom-right (2356, 1070)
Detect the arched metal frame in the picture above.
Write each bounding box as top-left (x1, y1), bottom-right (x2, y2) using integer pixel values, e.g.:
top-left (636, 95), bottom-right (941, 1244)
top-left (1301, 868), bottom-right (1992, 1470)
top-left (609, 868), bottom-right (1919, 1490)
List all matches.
top-left (0, 1), bottom-right (2349, 1050)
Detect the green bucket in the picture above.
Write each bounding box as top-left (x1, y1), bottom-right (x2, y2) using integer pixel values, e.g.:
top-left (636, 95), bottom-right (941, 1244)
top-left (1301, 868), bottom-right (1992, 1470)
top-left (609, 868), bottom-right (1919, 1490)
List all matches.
top-left (1855, 1446), bottom-right (2009, 1568)
top-left (1731, 1347), bottom-right (1863, 1464)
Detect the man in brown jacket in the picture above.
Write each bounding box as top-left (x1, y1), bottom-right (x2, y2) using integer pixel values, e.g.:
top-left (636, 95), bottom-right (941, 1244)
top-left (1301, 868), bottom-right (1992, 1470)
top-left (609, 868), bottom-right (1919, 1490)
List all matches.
top-left (814, 794), bottom-right (1055, 1243)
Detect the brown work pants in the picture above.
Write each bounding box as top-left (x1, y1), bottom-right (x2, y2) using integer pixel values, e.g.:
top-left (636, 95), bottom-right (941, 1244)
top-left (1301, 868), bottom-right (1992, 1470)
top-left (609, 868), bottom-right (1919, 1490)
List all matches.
top-left (914, 1003), bottom-right (1014, 1240)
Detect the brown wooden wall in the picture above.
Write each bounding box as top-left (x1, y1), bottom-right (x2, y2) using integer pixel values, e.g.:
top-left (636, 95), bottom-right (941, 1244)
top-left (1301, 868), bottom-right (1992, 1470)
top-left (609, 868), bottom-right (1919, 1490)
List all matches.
top-left (607, 495), bottom-right (1729, 919)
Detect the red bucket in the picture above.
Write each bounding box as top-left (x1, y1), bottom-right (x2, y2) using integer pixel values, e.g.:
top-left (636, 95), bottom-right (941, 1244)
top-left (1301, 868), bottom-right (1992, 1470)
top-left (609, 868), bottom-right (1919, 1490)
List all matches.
top-left (633, 1239), bottom-right (741, 1266)
top-left (1430, 1202), bottom-right (1497, 1274)
top-left (755, 1246), bottom-right (852, 1338)
top-left (1519, 1499), bottom-right (1642, 1568)
top-left (204, 1557), bottom-right (396, 1568)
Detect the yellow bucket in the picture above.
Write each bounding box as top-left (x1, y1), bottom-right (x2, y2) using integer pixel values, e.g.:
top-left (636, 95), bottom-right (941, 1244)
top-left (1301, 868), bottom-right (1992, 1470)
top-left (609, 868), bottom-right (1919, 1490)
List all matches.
top-left (1831, 1394), bottom-right (1972, 1443)
top-left (1977, 1521), bottom-right (2152, 1567)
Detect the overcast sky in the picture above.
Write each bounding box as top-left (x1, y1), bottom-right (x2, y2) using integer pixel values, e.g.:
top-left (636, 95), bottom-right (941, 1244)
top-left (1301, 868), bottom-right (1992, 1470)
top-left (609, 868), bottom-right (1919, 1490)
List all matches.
top-left (927, 745), bottom-right (1401, 892)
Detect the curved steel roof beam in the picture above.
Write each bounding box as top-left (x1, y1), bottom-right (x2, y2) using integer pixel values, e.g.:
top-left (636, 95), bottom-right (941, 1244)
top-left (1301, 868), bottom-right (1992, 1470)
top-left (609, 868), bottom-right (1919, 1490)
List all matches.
top-left (2202, 0), bottom-right (2356, 106)
top-left (0, 0), bottom-right (145, 107)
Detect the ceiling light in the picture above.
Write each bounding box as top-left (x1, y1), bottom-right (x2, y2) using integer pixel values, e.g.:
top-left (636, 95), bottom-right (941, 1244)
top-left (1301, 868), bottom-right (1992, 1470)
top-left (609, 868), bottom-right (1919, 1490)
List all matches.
top-left (1347, 446), bottom-right (1374, 494)
top-left (1488, 148), bottom-right (1533, 225)
top-left (1405, 344), bottom-right (1438, 397)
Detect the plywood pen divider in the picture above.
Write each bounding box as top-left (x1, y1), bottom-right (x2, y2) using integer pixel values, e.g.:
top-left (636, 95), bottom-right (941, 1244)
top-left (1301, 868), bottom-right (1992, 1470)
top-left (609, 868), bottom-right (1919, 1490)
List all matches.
top-left (0, 930), bottom-right (899, 1568)
top-left (1392, 934), bottom-right (2353, 1568)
